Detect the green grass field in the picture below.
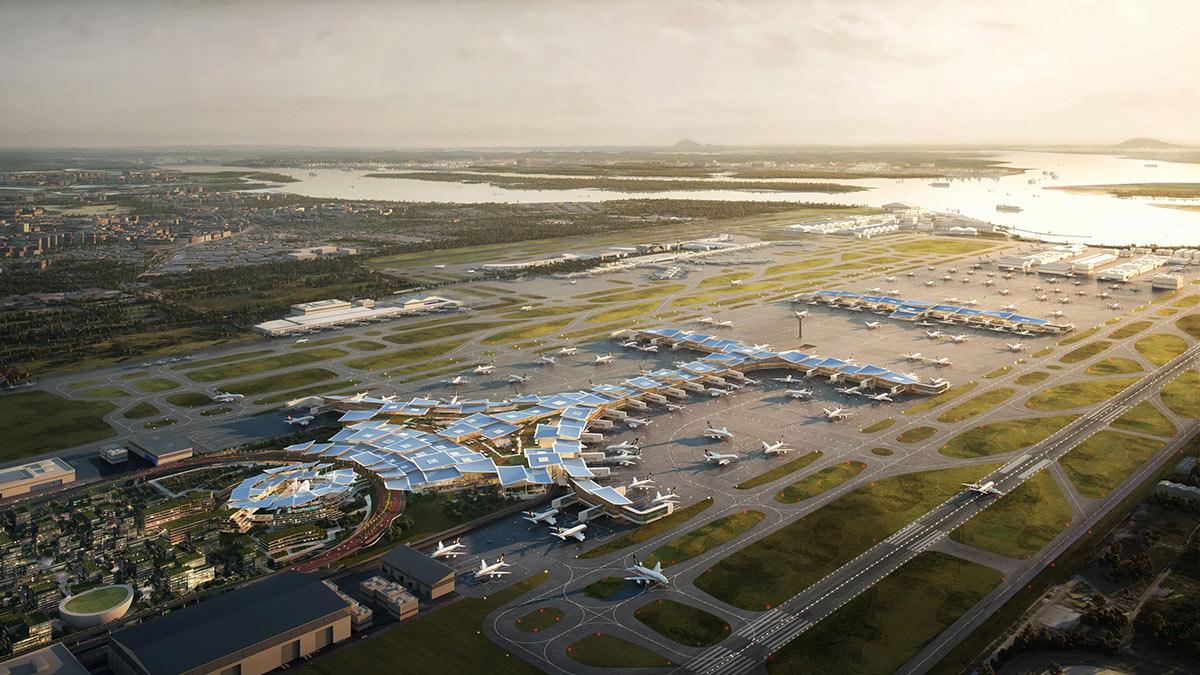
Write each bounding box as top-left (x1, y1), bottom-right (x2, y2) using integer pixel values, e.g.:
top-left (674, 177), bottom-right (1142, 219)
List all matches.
top-left (903, 381), bottom-right (978, 415)
top-left (122, 401), bottom-right (159, 419)
top-left (345, 339), bottom-right (469, 371)
top-left (985, 366), bottom-right (1011, 379)
top-left (1059, 340), bottom-right (1112, 364)
top-left (1108, 320), bottom-right (1153, 339)
top-left (185, 347), bottom-right (346, 383)
top-left (515, 606), bottom-right (563, 633)
top-left (1059, 430), bottom-right (1163, 498)
top-left (1112, 400), bottom-right (1177, 437)
top-left (81, 386), bottom-right (129, 398)
top-left (1176, 313), bottom-right (1200, 339)
top-left (950, 470), bottom-right (1071, 558)
top-left (870, 447), bottom-right (894, 456)
top-left (481, 318), bottom-right (576, 345)
top-left (1059, 326), bottom-right (1100, 346)
top-left (766, 552), bottom-right (1002, 674)
top-left (583, 576), bottom-right (628, 599)
top-left (735, 451), bottom-right (822, 489)
top-left (940, 414), bottom-right (1078, 459)
top-left (937, 388), bottom-right (1015, 424)
top-left (301, 573), bottom-right (548, 675)
top-left (775, 461), bottom-right (867, 504)
top-left (888, 239), bottom-right (996, 255)
top-left (1135, 333), bottom-right (1188, 366)
top-left (143, 418), bottom-right (177, 429)
top-left (165, 392), bottom-right (214, 407)
top-left (566, 633), bottom-right (676, 669)
top-left (1014, 371), bottom-right (1049, 386)
top-left (1085, 357), bottom-right (1143, 375)
top-left (386, 321), bottom-right (505, 345)
top-left (252, 379), bottom-right (360, 405)
top-left (860, 418), bottom-right (896, 434)
top-left (176, 349), bottom-right (275, 371)
top-left (133, 377), bottom-right (180, 393)
top-left (345, 340), bottom-right (386, 351)
top-left (585, 301), bottom-right (661, 324)
top-left (897, 426), bottom-right (937, 443)
top-left (1025, 377), bottom-right (1138, 411)
top-left (0, 391), bottom-right (116, 461)
top-left (645, 510), bottom-right (764, 567)
top-left (635, 599), bottom-right (731, 647)
top-left (578, 499), bottom-right (714, 560)
top-left (1160, 369), bottom-right (1200, 417)
top-left (64, 586), bottom-right (128, 613)
top-left (223, 368), bottom-right (338, 396)
top-left (695, 463), bottom-right (1000, 610)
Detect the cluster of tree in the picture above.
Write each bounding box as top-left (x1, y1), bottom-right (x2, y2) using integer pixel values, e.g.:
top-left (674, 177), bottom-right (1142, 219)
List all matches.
top-left (1175, 535), bottom-right (1200, 580)
top-left (0, 258), bottom-right (143, 295)
top-left (1135, 604), bottom-right (1200, 654)
top-left (991, 623), bottom-right (1122, 670)
top-left (1080, 593), bottom-right (1130, 632)
top-left (1098, 541), bottom-right (1154, 581)
top-left (442, 489), bottom-right (518, 522)
top-left (1153, 492), bottom-right (1200, 514)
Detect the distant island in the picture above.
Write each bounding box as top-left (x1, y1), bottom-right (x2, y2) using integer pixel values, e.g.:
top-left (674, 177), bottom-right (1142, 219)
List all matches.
top-left (672, 138), bottom-right (710, 150)
top-left (1115, 137), bottom-right (1179, 149)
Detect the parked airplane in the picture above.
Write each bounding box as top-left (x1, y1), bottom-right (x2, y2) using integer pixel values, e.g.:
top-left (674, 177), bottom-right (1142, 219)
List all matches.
top-left (432, 538), bottom-right (466, 559)
top-left (443, 375), bottom-right (470, 386)
top-left (523, 508), bottom-right (559, 525)
top-left (434, 264), bottom-right (447, 269)
top-left (1001, 304), bottom-right (1017, 311)
top-left (703, 423), bottom-right (734, 440)
top-left (752, 343), bottom-right (771, 350)
top-left (551, 523), bottom-right (588, 542)
top-left (473, 364), bottom-right (495, 374)
top-left (776, 374), bottom-right (804, 384)
top-left (924, 280), bottom-right (936, 287)
top-left (785, 388), bottom-right (813, 399)
top-left (474, 557), bottom-right (512, 579)
top-left (520, 305), bottom-right (534, 311)
top-left (707, 387), bottom-right (731, 397)
top-left (698, 317), bottom-right (716, 324)
top-left (730, 279), bottom-right (744, 286)
top-left (285, 415), bottom-right (314, 426)
top-left (294, 337), bottom-right (310, 344)
top-left (538, 354), bottom-right (557, 366)
top-left (965, 299), bottom-right (980, 307)
top-left (625, 417), bottom-right (650, 428)
top-left (795, 310), bottom-right (811, 318)
top-left (607, 439), bottom-right (640, 452)
top-left (507, 373), bottom-right (531, 384)
top-left (761, 438), bottom-right (793, 456)
top-left (715, 320), bottom-right (734, 328)
top-left (902, 352), bottom-right (923, 361)
top-left (1098, 291), bottom-right (1111, 299)
top-left (638, 344), bottom-right (660, 353)
top-left (932, 357), bottom-right (953, 366)
top-left (999, 288), bottom-right (1012, 296)
top-left (628, 475), bottom-right (656, 490)
top-left (949, 334), bottom-right (969, 343)
top-left (608, 453), bottom-right (641, 467)
top-left (1049, 310), bottom-right (1065, 317)
top-left (1036, 294), bottom-right (1049, 302)
top-left (626, 560), bottom-right (668, 586)
top-left (703, 449), bottom-right (739, 465)
top-left (557, 346), bottom-right (580, 356)
top-left (1007, 343), bottom-right (1026, 352)
top-left (214, 391), bottom-right (244, 402)
top-left (864, 321), bottom-right (881, 329)
top-left (652, 490), bottom-right (680, 505)
top-left (885, 276), bottom-right (897, 282)
top-left (962, 480), bottom-right (1004, 496)
top-left (594, 353), bottom-right (615, 364)
top-left (1108, 302), bottom-right (1122, 309)
top-left (925, 330), bottom-right (942, 339)
top-left (835, 386), bottom-right (859, 395)
top-left (867, 392), bottom-right (894, 402)
top-left (823, 407), bottom-right (851, 421)
top-left (664, 402), bottom-right (683, 412)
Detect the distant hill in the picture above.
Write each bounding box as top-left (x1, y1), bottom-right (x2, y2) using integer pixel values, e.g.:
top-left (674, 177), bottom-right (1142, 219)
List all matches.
top-left (671, 138), bottom-right (709, 150)
top-left (1115, 137), bottom-right (1178, 149)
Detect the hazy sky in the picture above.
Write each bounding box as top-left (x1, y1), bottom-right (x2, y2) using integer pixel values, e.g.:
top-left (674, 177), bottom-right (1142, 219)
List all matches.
top-left (1, 0), bottom-right (1196, 147)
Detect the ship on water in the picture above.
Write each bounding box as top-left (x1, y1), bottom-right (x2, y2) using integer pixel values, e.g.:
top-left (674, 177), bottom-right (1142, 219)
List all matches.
top-left (996, 204), bottom-right (1023, 213)
top-left (929, 181), bottom-right (950, 188)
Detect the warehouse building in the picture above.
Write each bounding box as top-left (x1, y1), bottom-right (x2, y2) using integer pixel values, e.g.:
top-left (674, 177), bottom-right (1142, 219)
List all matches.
top-left (0, 458), bottom-right (75, 499)
top-left (253, 296), bottom-right (462, 336)
top-left (0, 642), bottom-right (89, 675)
top-left (128, 433), bottom-right (193, 467)
top-left (109, 571), bottom-right (351, 675)
top-left (380, 544), bottom-right (456, 600)
top-left (1097, 255), bottom-right (1171, 282)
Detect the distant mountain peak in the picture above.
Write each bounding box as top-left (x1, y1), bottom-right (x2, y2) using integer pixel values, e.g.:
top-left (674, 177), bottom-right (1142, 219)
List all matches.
top-left (672, 138), bottom-right (707, 149)
top-left (1115, 137), bottom-right (1177, 149)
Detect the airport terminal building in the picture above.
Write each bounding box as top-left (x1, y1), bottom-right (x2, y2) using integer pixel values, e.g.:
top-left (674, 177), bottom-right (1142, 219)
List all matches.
top-left (0, 458), bottom-right (75, 499)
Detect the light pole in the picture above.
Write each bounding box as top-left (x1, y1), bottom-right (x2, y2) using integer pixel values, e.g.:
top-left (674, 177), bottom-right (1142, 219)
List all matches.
top-left (794, 311), bottom-right (804, 340)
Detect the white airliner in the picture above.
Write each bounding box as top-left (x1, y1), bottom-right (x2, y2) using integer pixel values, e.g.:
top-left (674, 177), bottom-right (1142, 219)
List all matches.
top-left (214, 391), bottom-right (244, 402)
top-left (434, 264), bottom-right (447, 269)
top-left (538, 354), bottom-right (557, 365)
top-left (929, 377), bottom-right (948, 386)
top-left (1098, 291), bottom-right (1111, 299)
top-left (931, 357), bottom-right (953, 366)
top-left (823, 407), bottom-right (851, 421)
top-left (868, 286), bottom-right (882, 293)
top-left (867, 392), bottom-right (893, 402)
top-left (594, 353), bottom-right (615, 364)
top-left (698, 317), bottom-right (716, 325)
top-left (703, 423), bottom-right (734, 440)
top-left (664, 402), bottom-right (683, 412)
top-left (520, 305), bottom-right (534, 311)
top-left (285, 415), bottom-right (314, 426)
top-left (730, 279), bottom-right (744, 286)
top-left (752, 343), bottom-right (771, 350)
top-left (619, 339), bottom-right (638, 349)
top-left (557, 346), bottom-right (580, 356)
top-left (606, 439), bottom-right (639, 452)
top-left (835, 386), bottom-right (858, 396)
top-left (864, 321), bottom-right (881, 329)
top-left (551, 523), bottom-right (588, 542)
top-left (885, 276), bottom-right (897, 282)
top-left (924, 280), bottom-right (936, 287)
top-left (984, 279), bottom-right (994, 286)
top-left (902, 352), bottom-right (923, 361)
top-left (1108, 302), bottom-right (1122, 309)
top-left (638, 344), bottom-right (659, 353)
top-left (962, 480), bottom-right (1004, 496)
top-left (432, 538), bottom-right (466, 558)
top-left (628, 475), bottom-right (656, 490)
top-left (1049, 310), bottom-right (1065, 317)
top-left (1007, 343), bottom-right (1026, 352)
top-left (776, 374), bottom-right (804, 384)
top-left (473, 364), bottom-right (495, 374)
top-left (1001, 304), bottom-right (1017, 311)
top-left (761, 438), bottom-right (793, 456)
top-left (1035, 294), bottom-right (1049, 301)
top-left (652, 490), bottom-right (680, 505)
top-left (715, 320), bottom-right (734, 328)
top-left (507, 373), bottom-right (531, 383)
top-left (626, 560), bottom-right (668, 586)
top-left (443, 375), bottom-right (470, 386)
top-left (523, 508), bottom-right (559, 525)
top-left (795, 310), bottom-right (811, 318)
top-left (949, 334), bottom-right (969, 343)
top-left (1003, 272), bottom-right (1014, 279)
top-left (474, 557), bottom-right (512, 579)
top-left (785, 388), bottom-right (813, 399)
top-left (925, 330), bottom-right (942, 339)
top-left (905, 271), bottom-right (916, 277)
top-left (999, 288), bottom-right (1012, 296)
top-left (707, 387), bottom-right (731, 397)
top-left (625, 417), bottom-right (650, 428)
top-left (965, 299), bottom-right (980, 307)
top-left (294, 337), bottom-right (310, 344)
top-left (608, 451), bottom-right (642, 466)
top-left (703, 449), bottom-right (739, 465)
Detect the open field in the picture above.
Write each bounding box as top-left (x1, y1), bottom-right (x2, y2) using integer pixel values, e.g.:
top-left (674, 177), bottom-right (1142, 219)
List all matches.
top-left (301, 573), bottom-right (548, 675)
top-left (185, 347), bottom-right (346, 383)
top-left (165, 392), bottom-right (213, 407)
top-left (887, 239), bottom-right (997, 255)
top-left (1059, 340), bottom-right (1111, 363)
top-left (734, 451), bottom-right (822, 490)
top-left (860, 418), bottom-right (896, 434)
top-left (578, 498), bottom-right (713, 559)
top-left (0, 391), bottom-right (116, 461)
top-left (515, 607), bottom-right (563, 633)
top-left (81, 386), bottom-right (128, 398)
top-left (1086, 357), bottom-right (1143, 375)
top-left (223, 368), bottom-right (337, 396)
top-left (133, 378), bottom-right (180, 393)
top-left (1135, 333), bottom-right (1188, 366)
top-left (776, 461), bottom-right (867, 504)
top-left (481, 318), bottom-right (576, 346)
top-left (122, 401), bottom-right (159, 420)
top-left (766, 552), bottom-right (1002, 674)
top-left (176, 349), bottom-right (275, 371)
top-left (645, 510), bottom-right (764, 568)
top-left (903, 381), bottom-right (979, 415)
top-left (566, 632), bottom-right (676, 668)
top-left (940, 414), bottom-right (1078, 459)
top-left (1160, 369), bottom-right (1200, 417)
top-left (635, 599), bottom-right (731, 648)
top-left (937, 388), bottom-right (1015, 424)
top-left (1177, 313), bottom-right (1200, 339)
top-left (345, 340), bottom-right (386, 351)
top-left (386, 322), bottom-right (506, 345)
top-left (1058, 326), bottom-right (1100, 346)
top-left (897, 426), bottom-right (937, 443)
top-left (1112, 400), bottom-right (1177, 437)
top-left (345, 339), bottom-right (469, 371)
top-left (1051, 182), bottom-right (1200, 199)
top-left (695, 464), bottom-right (1000, 610)
top-left (950, 470), bottom-right (1071, 559)
top-left (1024, 377), bottom-right (1138, 411)
top-left (1059, 430), bottom-right (1164, 498)
top-left (368, 171), bottom-right (864, 195)
top-left (1108, 320), bottom-right (1153, 339)
top-left (1014, 371), bottom-right (1049, 386)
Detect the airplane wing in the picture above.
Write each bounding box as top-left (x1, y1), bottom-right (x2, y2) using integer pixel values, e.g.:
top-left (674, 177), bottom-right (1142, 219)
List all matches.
top-left (573, 531), bottom-right (586, 542)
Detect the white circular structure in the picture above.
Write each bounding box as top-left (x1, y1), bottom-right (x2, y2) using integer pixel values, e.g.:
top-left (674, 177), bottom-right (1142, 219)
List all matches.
top-left (59, 584), bottom-right (134, 629)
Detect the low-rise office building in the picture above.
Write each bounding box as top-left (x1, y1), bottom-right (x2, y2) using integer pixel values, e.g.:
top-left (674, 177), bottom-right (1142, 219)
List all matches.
top-left (380, 544), bottom-right (455, 600)
top-left (0, 458), bottom-right (74, 499)
top-left (359, 576), bottom-right (419, 621)
top-left (0, 642), bottom-right (89, 675)
top-left (253, 296), bottom-right (461, 336)
top-left (109, 571), bottom-right (351, 675)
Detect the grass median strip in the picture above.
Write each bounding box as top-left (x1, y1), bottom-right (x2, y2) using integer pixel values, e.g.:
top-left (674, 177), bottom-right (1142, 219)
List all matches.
top-left (185, 347), bottom-right (346, 382)
top-left (940, 414), bottom-right (1078, 459)
top-left (566, 633), bottom-right (675, 669)
top-left (937, 388), bottom-right (1015, 423)
top-left (1161, 369), bottom-right (1200, 417)
top-left (345, 338), bottom-right (469, 371)
top-left (1112, 400), bottom-right (1176, 437)
top-left (1135, 333), bottom-right (1188, 366)
top-left (223, 368), bottom-right (337, 396)
top-left (1086, 357), bottom-right (1143, 375)
top-left (1025, 377), bottom-right (1138, 411)
top-left (903, 381), bottom-right (978, 415)
top-left (1108, 320), bottom-right (1153, 339)
top-left (577, 498), bottom-right (713, 560)
top-left (1060, 340), bottom-right (1112, 364)
top-left (1060, 430), bottom-right (1164, 498)
top-left (515, 607), bottom-right (563, 633)
top-left (775, 461), bottom-right (868, 504)
top-left (1015, 371), bottom-right (1049, 386)
top-left (122, 401), bottom-right (159, 420)
top-left (860, 418), bottom-right (896, 434)
top-left (950, 470), bottom-right (1071, 559)
top-left (482, 317), bottom-right (576, 345)
top-left (644, 510), bottom-right (764, 567)
top-left (735, 451), bottom-right (822, 489)
top-left (897, 425), bottom-right (937, 443)
top-left (635, 599), bottom-right (731, 648)
top-left (1177, 313), bottom-right (1200, 339)
top-left (134, 377), bottom-right (180, 393)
